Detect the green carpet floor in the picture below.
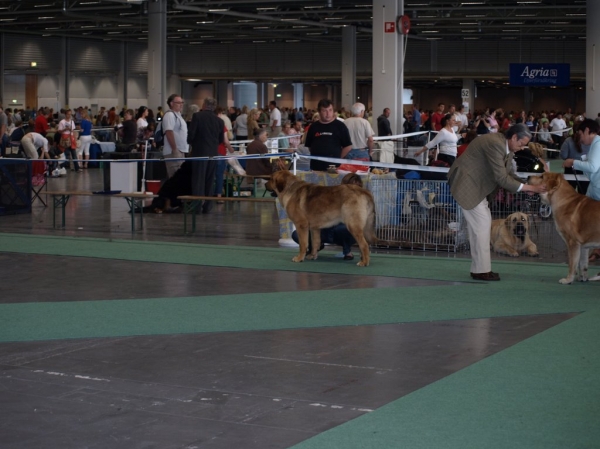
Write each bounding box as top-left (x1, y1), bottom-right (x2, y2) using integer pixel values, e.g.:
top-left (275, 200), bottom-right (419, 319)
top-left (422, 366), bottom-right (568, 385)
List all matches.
top-left (2, 232), bottom-right (599, 448)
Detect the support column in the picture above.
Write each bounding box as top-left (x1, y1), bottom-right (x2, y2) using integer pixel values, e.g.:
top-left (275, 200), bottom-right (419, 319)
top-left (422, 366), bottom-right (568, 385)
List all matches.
top-left (148, 0), bottom-right (167, 111)
top-left (118, 41), bottom-right (128, 109)
top-left (372, 0), bottom-right (404, 135)
top-left (215, 80), bottom-right (229, 107)
top-left (462, 78), bottom-right (475, 116)
top-left (293, 83), bottom-right (304, 110)
top-left (257, 82), bottom-right (268, 109)
top-left (58, 37), bottom-right (69, 110)
top-left (586, 0), bottom-right (600, 118)
top-left (341, 25), bottom-right (356, 111)
top-left (0, 33), bottom-right (4, 106)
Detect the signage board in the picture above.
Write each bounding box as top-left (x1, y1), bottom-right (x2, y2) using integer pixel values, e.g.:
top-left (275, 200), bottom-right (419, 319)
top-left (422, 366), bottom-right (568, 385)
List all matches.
top-left (384, 22), bottom-right (395, 33)
top-left (509, 63), bottom-right (570, 87)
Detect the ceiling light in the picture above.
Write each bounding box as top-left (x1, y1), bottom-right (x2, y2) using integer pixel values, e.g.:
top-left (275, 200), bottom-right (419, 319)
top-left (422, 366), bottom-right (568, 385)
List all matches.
top-left (426, 37), bottom-right (442, 40)
top-left (504, 22), bottom-right (524, 25)
top-left (45, 27), bottom-right (60, 29)
top-left (280, 18), bottom-right (299, 21)
top-left (107, 31), bottom-right (122, 34)
top-left (515, 14), bottom-right (536, 17)
top-left (0, 18), bottom-right (17, 22)
top-left (81, 25), bottom-right (95, 28)
top-left (196, 21), bottom-right (213, 24)
top-left (566, 13), bottom-right (585, 16)
top-left (238, 19), bottom-right (255, 22)
top-left (118, 24), bottom-right (132, 27)
top-left (286, 39), bottom-right (300, 42)
top-left (253, 26), bottom-right (269, 29)
top-left (292, 26), bottom-right (308, 28)
top-left (253, 40), bottom-right (266, 43)
top-left (257, 7), bottom-right (277, 11)
top-left (461, 2), bottom-right (485, 4)
top-left (208, 9), bottom-right (229, 12)
top-left (38, 16), bottom-right (55, 19)
top-left (421, 30), bottom-right (439, 33)
top-left (461, 30), bottom-right (476, 33)
top-left (35, 4), bottom-right (54, 7)
top-left (465, 14), bottom-right (485, 18)
top-left (517, 1), bottom-right (542, 3)
top-left (544, 29), bottom-right (561, 32)
top-left (459, 22), bottom-right (478, 25)
top-left (303, 6), bottom-right (325, 9)
top-left (190, 42), bottom-right (203, 44)
top-left (550, 21), bottom-right (569, 24)
top-left (463, 37), bottom-right (479, 40)
top-left (324, 17), bottom-right (344, 20)
top-left (502, 29), bottom-right (519, 32)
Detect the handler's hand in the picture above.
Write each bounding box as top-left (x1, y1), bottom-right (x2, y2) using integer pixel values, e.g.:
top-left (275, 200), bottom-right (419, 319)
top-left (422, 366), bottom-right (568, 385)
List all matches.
top-left (562, 158), bottom-right (574, 168)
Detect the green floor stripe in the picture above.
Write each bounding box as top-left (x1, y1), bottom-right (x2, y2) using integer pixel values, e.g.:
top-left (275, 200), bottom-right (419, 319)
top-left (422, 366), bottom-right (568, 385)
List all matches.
top-left (1, 283), bottom-right (596, 342)
top-left (0, 232), bottom-right (587, 284)
top-left (291, 309), bottom-right (600, 449)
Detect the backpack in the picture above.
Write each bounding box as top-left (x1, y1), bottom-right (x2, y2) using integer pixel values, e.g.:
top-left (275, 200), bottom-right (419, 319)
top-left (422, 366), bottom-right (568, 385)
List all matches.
top-left (154, 111), bottom-right (179, 147)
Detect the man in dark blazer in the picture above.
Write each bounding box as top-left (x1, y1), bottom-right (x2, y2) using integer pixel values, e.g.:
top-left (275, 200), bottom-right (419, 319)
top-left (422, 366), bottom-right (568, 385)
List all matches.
top-left (187, 97), bottom-right (224, 214)
top-left (448, 124), bottom-right (546, 281)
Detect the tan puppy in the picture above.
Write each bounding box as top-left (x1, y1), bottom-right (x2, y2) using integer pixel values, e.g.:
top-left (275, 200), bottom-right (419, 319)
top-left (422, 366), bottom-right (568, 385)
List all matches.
top-left (491, 212), bottom-right (539, 257)
top-left (265, 170), bottom-right (376, 267)
top-left (529, 172), bottom-right (600, 284)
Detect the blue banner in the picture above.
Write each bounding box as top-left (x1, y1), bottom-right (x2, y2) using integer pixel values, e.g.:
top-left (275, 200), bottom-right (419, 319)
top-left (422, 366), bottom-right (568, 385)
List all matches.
top-left (509, 63), bottom-right (570, 87)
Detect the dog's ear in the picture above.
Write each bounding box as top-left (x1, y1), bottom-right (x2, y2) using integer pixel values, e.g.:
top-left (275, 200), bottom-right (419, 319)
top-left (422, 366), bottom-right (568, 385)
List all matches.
top-left (545, 173), bottom-right (562, 194)
top-left (275, 171), bottom-right (288, 193)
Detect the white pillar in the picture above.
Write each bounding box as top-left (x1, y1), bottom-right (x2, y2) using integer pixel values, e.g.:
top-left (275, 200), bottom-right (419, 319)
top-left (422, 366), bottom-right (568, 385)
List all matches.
top-left (147, 0), bottom-right (167, 111)
top-left (586, 0), bottom-right (600, 118)
top-left (462, 79), bottom-right (475, 116)
top-left (293, 83), bottom-right (304, 110)
top-left (341, 25), bottom-right (357, 111)
top-left (372, 0), bottom-right (404, 135)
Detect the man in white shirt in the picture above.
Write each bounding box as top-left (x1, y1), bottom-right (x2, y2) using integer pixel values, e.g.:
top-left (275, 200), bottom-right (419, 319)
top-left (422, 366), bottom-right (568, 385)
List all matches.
top-left (20, 132), bottom-right (49, 159)
top-left (344, 102), bottom-right (374, 160)
top-left (162, 94), bottom-right (189, 178)
top-left (268, 101), bottom-right (281, 138)
top-left (550, 112), bottom-right (567, 141)
top-left (455, 104), bottom-right (469, 134)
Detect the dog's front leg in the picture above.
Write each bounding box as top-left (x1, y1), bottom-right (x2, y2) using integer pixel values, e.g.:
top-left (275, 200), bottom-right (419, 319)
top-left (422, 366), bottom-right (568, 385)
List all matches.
top-left (306, 229), bottom-right (320, 260)
top-left (560, 240), bottom-right (580, 284)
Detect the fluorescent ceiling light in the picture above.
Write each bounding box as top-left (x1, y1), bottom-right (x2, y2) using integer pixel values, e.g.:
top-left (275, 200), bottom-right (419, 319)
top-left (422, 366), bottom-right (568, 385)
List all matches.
top-left (208, 9), bottom-right (228, 12)
top-left (38, 16), bottom-right (55, 19)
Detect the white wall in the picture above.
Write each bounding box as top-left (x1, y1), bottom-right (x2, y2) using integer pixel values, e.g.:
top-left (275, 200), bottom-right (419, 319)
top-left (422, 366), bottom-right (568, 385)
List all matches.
top-left (3, 75), bottom-right (26, 108)
top-left (38, 75), bottom-right (60, 110)
top-left (127, 77), bottom-right (148, 110)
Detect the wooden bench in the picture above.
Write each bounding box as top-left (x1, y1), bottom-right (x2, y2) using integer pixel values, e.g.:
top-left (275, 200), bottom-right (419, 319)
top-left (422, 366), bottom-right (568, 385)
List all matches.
top-left (224, 172), bottom-right (271, 198)
top-left (177, 195), bottom-right (275, 233)
top-left (46, 191), bottom-right (157, 232)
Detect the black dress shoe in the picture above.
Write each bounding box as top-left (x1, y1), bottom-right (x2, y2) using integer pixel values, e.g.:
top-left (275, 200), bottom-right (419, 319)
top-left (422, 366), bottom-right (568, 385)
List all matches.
top-left (470, 271), bottom-right (501, 281)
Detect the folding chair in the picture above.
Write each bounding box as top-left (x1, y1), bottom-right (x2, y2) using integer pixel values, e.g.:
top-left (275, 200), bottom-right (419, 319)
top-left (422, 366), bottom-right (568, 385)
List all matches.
top-left (31, 160), bottom-right (48, 207)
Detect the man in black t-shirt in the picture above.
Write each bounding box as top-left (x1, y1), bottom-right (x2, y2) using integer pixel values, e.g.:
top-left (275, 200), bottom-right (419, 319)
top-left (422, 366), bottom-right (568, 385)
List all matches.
top-left (304, 99), bottom-right (352, 171)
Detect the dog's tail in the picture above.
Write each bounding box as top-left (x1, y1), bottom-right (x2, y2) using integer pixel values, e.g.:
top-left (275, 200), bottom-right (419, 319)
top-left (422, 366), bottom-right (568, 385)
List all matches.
top-left (364, 196), bottom-right (379, 245)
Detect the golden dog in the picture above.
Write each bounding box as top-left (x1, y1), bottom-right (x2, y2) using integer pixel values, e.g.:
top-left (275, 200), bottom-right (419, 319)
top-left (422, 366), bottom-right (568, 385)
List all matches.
top-left (529, 172), bottom-right (600, 284)
top-left (265, 170), bottom-right (377, 267)
top-left (490, 212), bottom-right (539, 257)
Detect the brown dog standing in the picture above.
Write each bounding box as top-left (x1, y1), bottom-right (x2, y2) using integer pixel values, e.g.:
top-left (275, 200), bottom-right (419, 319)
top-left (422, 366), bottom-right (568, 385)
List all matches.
top-left (529, 172), bottom-right (600, 283)
top-left (266, 170), bottom-right (377, 267)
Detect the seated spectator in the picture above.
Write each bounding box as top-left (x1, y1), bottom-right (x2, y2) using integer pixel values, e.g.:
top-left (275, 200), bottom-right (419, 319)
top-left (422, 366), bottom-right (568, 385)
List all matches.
top-left (246, 128), bottom-right (272, 176)
top-left (291, 173), bottom-right (363, 260)
top-left (278, 121), bottom-right (291, 150)
top-left (537, 121), bottom-right (558, 149)
top-left (560, 124), bottom-right (590, 195)
top-left (117, 109), bottom-right (138, 151)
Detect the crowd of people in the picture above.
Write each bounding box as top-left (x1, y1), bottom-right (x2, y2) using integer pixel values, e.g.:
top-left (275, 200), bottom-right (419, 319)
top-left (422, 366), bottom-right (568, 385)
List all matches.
top-left (2, 97), bottom-right (600, 272)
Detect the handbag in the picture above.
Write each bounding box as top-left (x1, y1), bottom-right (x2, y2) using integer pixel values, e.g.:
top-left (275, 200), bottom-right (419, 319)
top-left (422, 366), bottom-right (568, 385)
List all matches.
top-left (59, 131), bottom-right (72, 152)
